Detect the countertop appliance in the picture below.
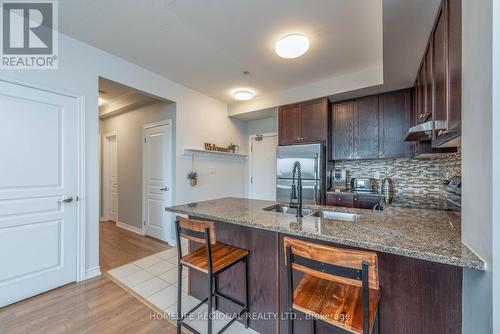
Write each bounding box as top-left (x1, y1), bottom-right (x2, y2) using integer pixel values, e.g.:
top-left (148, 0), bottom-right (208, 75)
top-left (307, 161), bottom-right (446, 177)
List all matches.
top-left (276, 144), bottom-right (325, 205)
top-left (350, 178), bottom-right (377, 193)
top-left (443, 176), bottom-right (461, 211)
top-left (382, 177), bottom-right (394, 204)
top-left (331, 168), bottom-right (347, 191)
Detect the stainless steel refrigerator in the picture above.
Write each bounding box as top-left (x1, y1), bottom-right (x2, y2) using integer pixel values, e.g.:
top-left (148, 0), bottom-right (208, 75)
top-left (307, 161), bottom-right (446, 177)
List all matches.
top-left (276, 144), bottom-right (326, 205)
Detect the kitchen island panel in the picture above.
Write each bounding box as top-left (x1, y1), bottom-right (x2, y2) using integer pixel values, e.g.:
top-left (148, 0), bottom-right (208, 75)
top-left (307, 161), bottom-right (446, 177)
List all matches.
top-left (188, 219), bottom-right (280, 334)
top-left (277, 233), bottom-right (462, 334)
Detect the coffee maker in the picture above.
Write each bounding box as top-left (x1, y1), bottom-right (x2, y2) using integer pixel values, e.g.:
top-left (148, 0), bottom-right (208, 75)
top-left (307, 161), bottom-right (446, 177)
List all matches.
top-left (330, 168), bottom-right (347, 191)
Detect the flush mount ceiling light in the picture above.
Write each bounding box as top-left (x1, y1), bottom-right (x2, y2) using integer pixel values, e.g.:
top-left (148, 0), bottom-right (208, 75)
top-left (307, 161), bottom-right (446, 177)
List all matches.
top-left (275, 34), bottom-right (310, 59)
top-left (233, 89), bottom-right (254, 101)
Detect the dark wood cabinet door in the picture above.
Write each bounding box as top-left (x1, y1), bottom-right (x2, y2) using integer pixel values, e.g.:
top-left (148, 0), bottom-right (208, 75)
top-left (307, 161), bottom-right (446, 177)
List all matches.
top-left (353, 95), bottom-right (379, 159)
top-left (446, 0), bottom-right (461, 136)
top-left (300, 98), bottom-right (328, 143)
top-left (433, 8), bottom-right (448, 137)
top-left (278, 104), bottom-right (301, 145)
top-left (353, 194), bottom-right (381, 210)
top-left (332, 101), bottom-right (354, 160)
top-left (379, 89), bottom-right (412, 158)
top-left (424, 45), bottom-right (433, 122)
top-left (326, 193), bottom-right (353, 208)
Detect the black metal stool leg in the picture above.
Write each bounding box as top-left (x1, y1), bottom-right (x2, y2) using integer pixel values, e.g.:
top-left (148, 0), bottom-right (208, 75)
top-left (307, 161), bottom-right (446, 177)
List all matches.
top-left (176, 264), bottom-right (182, 334)
top-left (374, 308), bottom-right (380, 334)
top-left (214, 276), bottom-right (219, 311)
top-left (244, 256), bottom-right (250, 328)
top-left (208, 273), bottom-right (213, 334)
top-left (311, 318), bottom-right (316, 334)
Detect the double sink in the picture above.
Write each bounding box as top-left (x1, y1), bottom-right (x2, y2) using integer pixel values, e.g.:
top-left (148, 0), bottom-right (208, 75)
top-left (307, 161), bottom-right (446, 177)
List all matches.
top-left (263, 204), bottom-right (359, 222)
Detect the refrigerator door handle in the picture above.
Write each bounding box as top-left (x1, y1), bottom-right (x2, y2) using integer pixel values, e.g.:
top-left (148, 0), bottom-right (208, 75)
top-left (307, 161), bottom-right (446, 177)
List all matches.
top-left (314, 181), bottom-right (318, 205)
top-left (314, 153), bottom-right (319, 180)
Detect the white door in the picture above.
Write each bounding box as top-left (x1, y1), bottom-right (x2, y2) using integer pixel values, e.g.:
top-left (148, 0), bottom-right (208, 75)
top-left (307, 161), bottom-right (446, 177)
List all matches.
top-left (103, 134), bottom-right (118, 222)
top-left (0, 81), bottom-right (78, 307)
top-left (249, 134), bottom-right (278, 200)
top-left (143, 123), bottom-right (172, 244)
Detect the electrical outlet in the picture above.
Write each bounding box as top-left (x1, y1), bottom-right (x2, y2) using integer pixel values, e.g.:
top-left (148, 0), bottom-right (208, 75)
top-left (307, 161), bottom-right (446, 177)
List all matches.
top-left (374, 171), bottom-right (380, 179)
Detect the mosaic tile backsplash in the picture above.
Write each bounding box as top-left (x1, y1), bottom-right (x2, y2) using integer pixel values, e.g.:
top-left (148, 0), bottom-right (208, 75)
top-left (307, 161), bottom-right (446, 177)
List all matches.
top-left (334, 152), bottom-right (461, 195)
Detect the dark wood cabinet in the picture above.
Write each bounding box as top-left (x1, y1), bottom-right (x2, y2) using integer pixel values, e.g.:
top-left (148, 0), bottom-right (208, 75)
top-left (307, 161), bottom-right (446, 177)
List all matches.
top-left (278, 98), bottom-right (328, 146)
top-left (411, 0), bottom-right (462, 148)
top-left (379, 90), bottom-right (412, 158)
top-left (432, 7), bottom-right (448, 137)
top-left (353, 95), bottom-right (379, 159)
top-left (433, 0), bottom-right (461, 147)
top-left (327, 192), bottom-right (381, 209)
top-left (331, 89), bottom-right (412, 160)
top-left (326, 192), bottom-right (354, 208)
top-left (447, 0), bottom-right (461, 136)
top-left (332, 101), bottom-right (354, 160)
top-left (278, 104), bottom-right (301, 145)
top-left (300, 98), bottom-right (328, 143)
top-left (353, 194), bottom-right (381, 210)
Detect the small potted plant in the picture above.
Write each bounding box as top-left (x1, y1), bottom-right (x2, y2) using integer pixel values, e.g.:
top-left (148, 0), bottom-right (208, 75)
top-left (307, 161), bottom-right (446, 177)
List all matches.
top-left (187, 171), bottom-right (198, 186)
top-left (227, 143), bottom-right (239, 154)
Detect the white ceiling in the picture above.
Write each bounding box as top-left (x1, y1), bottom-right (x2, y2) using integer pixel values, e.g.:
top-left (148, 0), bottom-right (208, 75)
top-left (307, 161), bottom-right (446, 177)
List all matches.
top-left (59, 0), bottom-right (382, 104)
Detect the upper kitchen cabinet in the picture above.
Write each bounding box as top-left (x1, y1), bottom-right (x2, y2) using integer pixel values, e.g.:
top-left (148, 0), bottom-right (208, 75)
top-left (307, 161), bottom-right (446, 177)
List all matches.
top-left (278, 104), bottom-right (301, 145)
top-left (433, 0), bottom-right (461, 147)
top-left (332, 100), bottom-right (354, 160)
top-left (353, 95), bottom-right (379, 159)
top-left (331, 89), bottom-right (412, 160)
top-left (300, 98), bottom-right (328, 143)
top-left (278, 97), bottom-right (328, 145)
top-left (412, 0), bottom-right (461, 147)
top-left (432, 7), bottom-right (448, 138)
top-left (379, 89), bottom-right (412, 158)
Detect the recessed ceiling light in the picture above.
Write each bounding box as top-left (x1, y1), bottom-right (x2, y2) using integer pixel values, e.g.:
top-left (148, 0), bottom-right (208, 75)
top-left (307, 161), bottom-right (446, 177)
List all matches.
top-left (233, 89), bottom-right (254, 101)
top-left (275, 34), bottom-right (310, 59)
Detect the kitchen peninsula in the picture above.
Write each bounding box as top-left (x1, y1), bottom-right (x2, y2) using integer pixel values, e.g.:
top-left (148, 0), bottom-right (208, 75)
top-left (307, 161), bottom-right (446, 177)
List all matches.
top-left (166, 197), bottom-right (484, 334)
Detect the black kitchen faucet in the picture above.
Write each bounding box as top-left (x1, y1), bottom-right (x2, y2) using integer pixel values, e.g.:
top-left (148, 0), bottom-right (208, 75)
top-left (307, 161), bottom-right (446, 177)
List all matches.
top-left (289, 161), bottom-right (303, 217)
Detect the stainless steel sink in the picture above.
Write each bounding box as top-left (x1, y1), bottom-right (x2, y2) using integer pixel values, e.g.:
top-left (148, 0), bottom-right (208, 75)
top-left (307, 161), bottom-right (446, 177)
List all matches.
top-left (310, 210), bottom-right (359, 222)
top-left (263, 204), bottom-right (317, 216)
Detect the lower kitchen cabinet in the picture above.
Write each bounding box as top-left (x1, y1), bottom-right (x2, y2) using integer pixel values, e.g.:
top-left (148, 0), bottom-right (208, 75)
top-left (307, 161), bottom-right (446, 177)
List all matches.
top-left (327, 192), bottom-right (381, 209)
top-left (326, 192), bottom-right (353, 208)
top-left (353, 194), bottom-right (381, 209)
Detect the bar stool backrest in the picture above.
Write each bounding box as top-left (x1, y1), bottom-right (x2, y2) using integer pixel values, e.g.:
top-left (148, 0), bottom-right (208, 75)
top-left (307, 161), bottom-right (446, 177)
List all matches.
top-left (283, 237), bottom-right (379, 290)
top-left (176, 216), bottom-right (216, 245)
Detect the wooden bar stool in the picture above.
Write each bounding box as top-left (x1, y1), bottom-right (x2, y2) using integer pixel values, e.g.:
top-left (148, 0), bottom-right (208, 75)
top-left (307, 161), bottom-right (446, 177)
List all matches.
top-left (175, 216), bottom-right (250, 334)
top-left (284, 237), bottom-right (380, 334)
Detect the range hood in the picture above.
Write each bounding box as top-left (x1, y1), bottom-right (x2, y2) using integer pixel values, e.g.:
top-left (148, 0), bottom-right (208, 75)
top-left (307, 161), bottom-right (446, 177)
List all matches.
top-left (404, 121), bottom-right (446, 141)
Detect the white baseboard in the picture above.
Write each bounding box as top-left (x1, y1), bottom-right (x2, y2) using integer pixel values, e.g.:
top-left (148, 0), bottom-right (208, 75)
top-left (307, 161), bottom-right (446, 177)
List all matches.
top-left (85, 266), bottom-right (101, 280)
top-left (116, 221), bottom-right (145, 235)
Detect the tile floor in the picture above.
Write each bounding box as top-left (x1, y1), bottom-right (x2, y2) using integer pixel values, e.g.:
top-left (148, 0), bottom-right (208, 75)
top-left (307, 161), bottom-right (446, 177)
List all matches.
top-left (108, 246), bottom-right (260, 334)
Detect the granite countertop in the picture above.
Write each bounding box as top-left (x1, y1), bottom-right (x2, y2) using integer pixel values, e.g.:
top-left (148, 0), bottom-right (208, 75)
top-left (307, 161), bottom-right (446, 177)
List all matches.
top-left (166, 197), bottom-right (485, 270)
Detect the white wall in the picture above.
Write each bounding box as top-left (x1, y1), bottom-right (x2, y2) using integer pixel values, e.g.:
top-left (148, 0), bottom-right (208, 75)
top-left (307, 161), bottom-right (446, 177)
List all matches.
top-left (461, 0), bottom-right (498, 332)
top-left (0, 34), bottom-right (247, 277)
top-left (100, 101), bottom-right (175, 229)
top-left (244, 117), bottom-right (278, 197)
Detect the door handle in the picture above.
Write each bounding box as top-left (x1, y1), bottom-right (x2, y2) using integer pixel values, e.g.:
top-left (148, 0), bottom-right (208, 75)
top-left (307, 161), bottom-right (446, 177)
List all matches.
top-left (58, 196), bottom-right (73, 204)
top-left (160, 187), bottom-right (169, 191)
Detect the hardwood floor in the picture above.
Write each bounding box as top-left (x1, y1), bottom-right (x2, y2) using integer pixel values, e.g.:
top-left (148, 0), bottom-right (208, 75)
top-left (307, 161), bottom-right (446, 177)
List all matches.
top-left (0, 276), bottom-right (177, 334)
top-left (0, 221), bottom-right (174, 334)
top-left (100, 220), bottom-right (170, 271)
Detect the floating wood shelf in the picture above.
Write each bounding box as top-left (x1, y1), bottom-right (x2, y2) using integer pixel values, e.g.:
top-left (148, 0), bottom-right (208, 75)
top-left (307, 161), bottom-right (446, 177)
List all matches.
top-left (183, 148), bottom-right (248, 160)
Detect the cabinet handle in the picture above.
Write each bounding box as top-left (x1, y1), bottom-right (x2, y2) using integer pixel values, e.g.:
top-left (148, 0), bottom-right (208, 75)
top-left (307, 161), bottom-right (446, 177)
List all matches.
top-left (438, 129), bottom-right (449, 136)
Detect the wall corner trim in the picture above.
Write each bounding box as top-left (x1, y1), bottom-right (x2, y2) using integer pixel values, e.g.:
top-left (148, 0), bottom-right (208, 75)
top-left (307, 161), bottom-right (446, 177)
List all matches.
top-left (84, 266), bottom-right (101, 280)
top-left (116, 221), bottom-right (146, 236)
